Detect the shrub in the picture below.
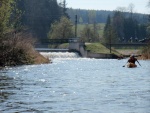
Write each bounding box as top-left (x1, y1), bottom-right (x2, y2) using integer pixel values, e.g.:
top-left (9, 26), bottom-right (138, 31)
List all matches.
top-left (0, 33), bottom-right (36, 66)
top-left (141, 42), bottom-right (150, 59)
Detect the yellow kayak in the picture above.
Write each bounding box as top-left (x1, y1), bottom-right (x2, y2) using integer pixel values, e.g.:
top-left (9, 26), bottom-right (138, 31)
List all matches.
top-left (127, 63), bottom-right (137, 68)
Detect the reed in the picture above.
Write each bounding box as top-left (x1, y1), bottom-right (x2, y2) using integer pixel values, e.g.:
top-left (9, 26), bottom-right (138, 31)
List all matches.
top-left (141, 42), bottom-right (150, 59)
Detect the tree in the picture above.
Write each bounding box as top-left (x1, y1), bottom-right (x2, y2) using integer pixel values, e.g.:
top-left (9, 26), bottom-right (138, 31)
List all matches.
top-left (79, 17), bottom-right (83, 24)
top-left (103, 15), bottom-right (111, 44)
top-left (88, 10), bottom-right (96, 24)
top-left (116, 7), bottom-right (127, 12)
top-left (80, 24), bottom-right (99, 42)
top-left (10, 0), bottom-right (23, 32)
top-left (58, 0), bottom-right (69, 18)
top-left (124, 18), bottom-right (138, 42)
top-left (92, 22), bottom-right (100, 42)
top-left (48, 16), bottom-right (74, 39)
top-left (128, 3), bottom-right (135, 18)
top-left (103, 14), bottom-right (118, 53)
top-left (112, 11), bottom-right (125, 42)
top-left (0, 0), bottom-right (14, 37)
top-left (18, 0), bottom-right (62, 39)
top-left (147, 1), bottom-right (150, 38)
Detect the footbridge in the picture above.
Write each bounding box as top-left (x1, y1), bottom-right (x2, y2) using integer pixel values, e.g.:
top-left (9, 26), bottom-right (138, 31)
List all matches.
top-left (35, 38), bottom-right (148, 58)
top-left (35, 48), bottom-right (69, 52)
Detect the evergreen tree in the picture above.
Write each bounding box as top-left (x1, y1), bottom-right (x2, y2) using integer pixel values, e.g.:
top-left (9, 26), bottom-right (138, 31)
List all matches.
top-left (124, 18), bottom-right (137, 42)
top-left (112, 11), bottom-right (124, 42)
top-left (103, 14), bottom-right (118, 45)
top-left (18, 0), bottom-right (62, 39)
top-left (103, 15), bottom-right (111, 44)
top-left (59, 0), bottom-right (69, 18)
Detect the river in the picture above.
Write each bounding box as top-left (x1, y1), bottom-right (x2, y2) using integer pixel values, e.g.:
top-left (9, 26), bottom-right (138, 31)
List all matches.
top-left (0, 58), bottom-right (150, 113)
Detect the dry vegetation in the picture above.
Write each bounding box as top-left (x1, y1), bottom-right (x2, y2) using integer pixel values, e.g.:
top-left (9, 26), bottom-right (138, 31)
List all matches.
top-left (0, 33), bottom-right (49, 67)
top-left (140, 42), bottom-right (150, 60)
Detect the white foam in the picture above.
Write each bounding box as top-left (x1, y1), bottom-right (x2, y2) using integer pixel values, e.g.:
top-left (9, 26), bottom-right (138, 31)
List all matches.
top-left (40, 52), bottom-right (80, 59)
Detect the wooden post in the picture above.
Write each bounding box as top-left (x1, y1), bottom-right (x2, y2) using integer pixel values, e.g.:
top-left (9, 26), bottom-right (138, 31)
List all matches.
top-left (75, 15), bottom-right (77, 38)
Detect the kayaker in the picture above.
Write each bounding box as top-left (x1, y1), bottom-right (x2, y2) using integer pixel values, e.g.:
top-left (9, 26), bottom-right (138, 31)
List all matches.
top-left (123, 55), bottom-right (141, 67)
top-left (128, 55), bottom-right (137, 64)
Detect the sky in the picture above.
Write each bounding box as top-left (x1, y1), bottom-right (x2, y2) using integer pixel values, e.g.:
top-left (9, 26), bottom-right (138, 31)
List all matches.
top-left (59, 0), bottom-right (150, 14)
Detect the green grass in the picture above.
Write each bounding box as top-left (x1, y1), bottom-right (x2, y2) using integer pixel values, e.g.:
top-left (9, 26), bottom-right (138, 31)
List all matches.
top-left (57, 42), bottom-right (121, 56)
top-left (85, 43), bottom-right (120, 55)
top-left (58, 43), bottom-right (69, 49)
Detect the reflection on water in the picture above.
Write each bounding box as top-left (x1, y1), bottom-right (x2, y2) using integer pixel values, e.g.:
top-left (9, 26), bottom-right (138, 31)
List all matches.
top-left (0, 73), bottom-right (16, 103)
top-left (0, 59), bottom-right (150, 113)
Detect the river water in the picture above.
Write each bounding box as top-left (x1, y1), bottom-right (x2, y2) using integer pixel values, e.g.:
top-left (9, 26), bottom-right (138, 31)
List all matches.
top-left (0, 58), bottom-right (150, 113)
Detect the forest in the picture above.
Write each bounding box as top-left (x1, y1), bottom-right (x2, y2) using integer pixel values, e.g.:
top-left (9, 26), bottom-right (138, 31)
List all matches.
top-left (67, 8), bottom-right (148, 43)
top-left (2, 0), bottom-right (148, 41)
top-left (20, 1), bottom-right (149, 43)
top-left (67, 8), bottom-right (148, 24)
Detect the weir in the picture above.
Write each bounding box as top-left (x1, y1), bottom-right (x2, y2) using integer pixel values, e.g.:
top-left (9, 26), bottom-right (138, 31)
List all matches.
top-left (36, 38), bottom-right (146, 59)
top-left (35, 38), bottom-right (87, 59)
top-left (40, 52), bottom-right (80, 59)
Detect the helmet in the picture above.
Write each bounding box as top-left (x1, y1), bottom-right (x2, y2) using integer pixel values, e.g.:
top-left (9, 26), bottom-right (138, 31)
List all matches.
top-left (130, 54), bottom-right (134, 57)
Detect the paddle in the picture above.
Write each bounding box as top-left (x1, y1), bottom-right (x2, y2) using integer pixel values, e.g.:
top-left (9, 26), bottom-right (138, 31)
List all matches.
top-left (122, 62), bottom-right (128, 67)
top-left (123, 61), bottom-right (141, 67)
top-left (137, 60), bottom-right (141, 66)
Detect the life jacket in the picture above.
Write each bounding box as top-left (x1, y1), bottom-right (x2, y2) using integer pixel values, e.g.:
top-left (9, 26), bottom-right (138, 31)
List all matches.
top-left (128, 57), bottom-right (137, 64)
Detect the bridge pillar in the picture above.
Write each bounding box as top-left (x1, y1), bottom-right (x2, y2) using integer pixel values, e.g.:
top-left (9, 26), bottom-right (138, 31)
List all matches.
top-left (69, 38), bottom-right (87, 57)
top-left (69, 38), bottom-right (80, 51)
top-left (69, 42), bottom-right (80, 51)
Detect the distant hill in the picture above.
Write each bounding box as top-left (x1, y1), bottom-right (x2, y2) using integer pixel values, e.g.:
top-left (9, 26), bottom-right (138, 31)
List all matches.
top-left (67, 8), bottom-right (149, 24)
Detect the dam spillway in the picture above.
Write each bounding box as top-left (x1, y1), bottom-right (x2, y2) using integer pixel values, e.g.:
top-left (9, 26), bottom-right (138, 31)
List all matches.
top-left (40, 52), bottom-right (80, 59)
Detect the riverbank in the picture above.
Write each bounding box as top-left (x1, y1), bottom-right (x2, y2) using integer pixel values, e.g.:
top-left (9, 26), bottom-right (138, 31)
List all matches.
top-left (32, 51), bottom-right (50, 64)
top-left (0, 35), bottom-right (50, 68)
top-left (0, 52), bottom-right (50, 69)
top-left (49, 42), bottom-right (150, 60)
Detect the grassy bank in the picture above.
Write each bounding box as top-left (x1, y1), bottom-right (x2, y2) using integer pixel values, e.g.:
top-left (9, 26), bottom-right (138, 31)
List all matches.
top-left (59, 42), bottom-right (121, 56)
top-left (85, 43), bottom-right (120, 56)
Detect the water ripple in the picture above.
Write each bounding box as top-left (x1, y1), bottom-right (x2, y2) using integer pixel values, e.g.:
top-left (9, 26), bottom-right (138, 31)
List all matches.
top-left (0, 59), bottom-right (150, 113)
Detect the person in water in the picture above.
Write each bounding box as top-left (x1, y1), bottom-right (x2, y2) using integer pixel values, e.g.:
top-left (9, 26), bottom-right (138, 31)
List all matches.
top-left (123, 55), bottom-right (141, 67)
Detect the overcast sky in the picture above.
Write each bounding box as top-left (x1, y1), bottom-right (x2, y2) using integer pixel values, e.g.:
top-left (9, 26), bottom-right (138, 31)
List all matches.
top-left (59, 0), bottom-right (149, 14)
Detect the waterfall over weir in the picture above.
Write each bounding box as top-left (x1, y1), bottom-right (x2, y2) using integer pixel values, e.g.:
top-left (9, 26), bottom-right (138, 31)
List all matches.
top-left (40, 52), bottom-right (80, 59)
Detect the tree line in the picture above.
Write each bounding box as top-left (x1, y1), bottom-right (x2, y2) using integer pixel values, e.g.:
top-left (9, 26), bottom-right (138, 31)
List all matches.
top-left (103, 11), bottom-right (147, 44)
top-left (16, 0), bottom-right (67, 39)
top-left (67, 8), bottom-right (148, 24)
top-left (1, 0), bottom-right (148, 42)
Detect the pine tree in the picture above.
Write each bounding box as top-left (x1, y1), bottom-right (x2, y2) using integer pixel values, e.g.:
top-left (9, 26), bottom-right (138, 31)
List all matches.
top-left (103, 15), bottom-right (111, 44)
top-left (112, 11), bottom-right (124, 42)
top-left (59, 0), bottom-right (69, 18)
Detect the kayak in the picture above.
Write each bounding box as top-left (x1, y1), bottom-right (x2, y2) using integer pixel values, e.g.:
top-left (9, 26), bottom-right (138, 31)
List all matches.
top-left (127, 63), bottom-right (137, 68)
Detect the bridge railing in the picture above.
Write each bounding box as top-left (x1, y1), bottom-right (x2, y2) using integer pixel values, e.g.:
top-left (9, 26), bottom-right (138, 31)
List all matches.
top-left (40, 39), bottom-right (69, 44)
top-left (38, 38), bottom-right (80, 44)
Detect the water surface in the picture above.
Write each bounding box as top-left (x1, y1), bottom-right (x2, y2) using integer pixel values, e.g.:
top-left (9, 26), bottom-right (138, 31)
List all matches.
top-left (0, 59), bottom-right (150, 113)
